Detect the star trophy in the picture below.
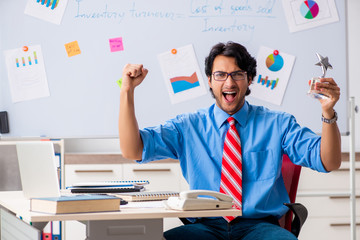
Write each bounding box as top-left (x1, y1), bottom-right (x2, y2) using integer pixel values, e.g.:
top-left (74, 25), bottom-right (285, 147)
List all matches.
top-left (307, 53), bottom-right (332, 100)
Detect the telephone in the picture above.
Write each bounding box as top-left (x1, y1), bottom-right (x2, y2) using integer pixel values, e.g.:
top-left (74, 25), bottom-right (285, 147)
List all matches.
top-left (164, 190), bottom-right (233, 211)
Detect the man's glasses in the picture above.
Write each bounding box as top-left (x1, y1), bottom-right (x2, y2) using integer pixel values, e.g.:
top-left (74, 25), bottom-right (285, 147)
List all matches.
top-left (212, 70), bottom-right (247, 81)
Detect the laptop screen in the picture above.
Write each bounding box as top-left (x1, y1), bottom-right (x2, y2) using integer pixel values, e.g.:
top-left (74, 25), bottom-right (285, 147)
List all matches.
top-left (16, 141), bottom-right (61, 198)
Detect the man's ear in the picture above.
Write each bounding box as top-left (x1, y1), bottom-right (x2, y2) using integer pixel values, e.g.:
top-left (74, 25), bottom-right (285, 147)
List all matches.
top-left (208, 76), bottom-right (212, 87)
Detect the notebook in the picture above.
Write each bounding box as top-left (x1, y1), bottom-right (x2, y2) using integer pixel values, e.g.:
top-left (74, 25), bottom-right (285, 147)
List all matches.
top-left (16, 142), bottom-right (61, 199)
top-left (113, 191), bottom-right (179, 202)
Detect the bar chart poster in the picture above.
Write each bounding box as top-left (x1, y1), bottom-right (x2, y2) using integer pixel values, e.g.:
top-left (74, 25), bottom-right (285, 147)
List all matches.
top-left (282, 0), bottom-right (339, 32)
top-left (250, 46), bottom-right (295, 106)
top-left (4, 45), bottom-right (50, 103)
top-left (158, 44), bottom-right (207, 104)
top-left (24, 0), bottom-right (69, 25)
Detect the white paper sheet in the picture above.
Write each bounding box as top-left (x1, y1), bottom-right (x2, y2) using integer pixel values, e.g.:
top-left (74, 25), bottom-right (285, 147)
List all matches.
top-left (250, 46), bottom-right (295, 106)
top-left (282, 0), bottom-right (339, 33)
top-left (24, 0), bottom-right (69, 25)
top-left (158, 44), bottom-right (207, 104)
top-left (4, 45), bottom-right (50, 103)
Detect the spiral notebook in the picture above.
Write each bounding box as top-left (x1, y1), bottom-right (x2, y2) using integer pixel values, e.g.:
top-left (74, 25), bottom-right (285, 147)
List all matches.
top-left (113, 191), bottom-right (179, 202)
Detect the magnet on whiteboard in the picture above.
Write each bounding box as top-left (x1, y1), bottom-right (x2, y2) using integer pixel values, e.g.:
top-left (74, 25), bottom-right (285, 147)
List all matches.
top-left (171, 49), bottom-right (177, 54)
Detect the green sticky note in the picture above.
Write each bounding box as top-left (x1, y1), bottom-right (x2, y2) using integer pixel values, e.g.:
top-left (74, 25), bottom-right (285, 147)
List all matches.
top-left (117, 78), bottom-right (122, 88)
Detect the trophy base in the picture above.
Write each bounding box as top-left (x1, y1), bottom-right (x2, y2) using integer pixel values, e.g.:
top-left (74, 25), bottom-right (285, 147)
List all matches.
top-left (307, 91), bottom-right (329, 100)
top-left (307, 77), bottom-right (329, 100)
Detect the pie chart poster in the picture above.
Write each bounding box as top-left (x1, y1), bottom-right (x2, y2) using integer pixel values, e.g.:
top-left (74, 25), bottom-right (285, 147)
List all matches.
top-left (250, 46), bottom-right (296, 106)
top-left (282, 0), bottom-right (339, 33)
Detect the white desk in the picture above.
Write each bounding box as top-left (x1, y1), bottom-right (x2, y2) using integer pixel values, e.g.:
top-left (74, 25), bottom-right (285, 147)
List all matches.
top-left (0, 191), bottom-right (241, 240)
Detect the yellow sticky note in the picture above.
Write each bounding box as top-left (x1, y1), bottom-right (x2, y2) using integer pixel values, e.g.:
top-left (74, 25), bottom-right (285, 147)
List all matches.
top-left (117, 78), bottom-right (122, 88)
top-left (65, 41), bottom-right (81, 57)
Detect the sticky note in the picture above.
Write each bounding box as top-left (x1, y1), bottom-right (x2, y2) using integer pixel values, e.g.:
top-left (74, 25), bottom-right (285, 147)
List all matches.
top-left (109, 37), bottom-right (124, 52)
top-left (65, 41), bottom-right (81, 57)
top-left (117, 78), bottom-right (122, 88)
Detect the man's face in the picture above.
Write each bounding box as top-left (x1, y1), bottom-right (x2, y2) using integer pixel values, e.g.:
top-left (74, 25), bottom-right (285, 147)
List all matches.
top-left (208, 55), bottom-right (252, 115)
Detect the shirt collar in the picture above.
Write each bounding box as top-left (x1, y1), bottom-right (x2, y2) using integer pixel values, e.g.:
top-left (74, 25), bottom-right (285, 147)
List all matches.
top-left (214, 101), bottom-right (249, 129)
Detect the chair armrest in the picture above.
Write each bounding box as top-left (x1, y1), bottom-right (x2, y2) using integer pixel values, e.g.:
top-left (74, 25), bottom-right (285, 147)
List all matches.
top-left (283, 203), bottom-right (308, 237)
top-left (179, 218), bottom-right (192, 225)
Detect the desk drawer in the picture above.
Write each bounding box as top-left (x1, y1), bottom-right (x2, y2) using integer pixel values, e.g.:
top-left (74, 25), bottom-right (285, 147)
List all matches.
top-left (298, 217), bottom-right (360, 240)
top-left (296, 195), bottom-right (360, 218)
top-left (64, 164), bottom-right (123, 187)
top-left (122, 163), bottom-right (183, 192)
top-left (298, 164), bottom-right (360, 192)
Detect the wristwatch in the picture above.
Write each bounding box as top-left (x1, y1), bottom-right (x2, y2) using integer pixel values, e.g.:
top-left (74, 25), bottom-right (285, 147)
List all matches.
top-left (321, 110), bottom-right (338, 124)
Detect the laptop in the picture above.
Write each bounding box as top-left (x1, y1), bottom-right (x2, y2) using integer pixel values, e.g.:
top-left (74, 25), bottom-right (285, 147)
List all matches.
top-left (16, 141), bottom-right (61, 198)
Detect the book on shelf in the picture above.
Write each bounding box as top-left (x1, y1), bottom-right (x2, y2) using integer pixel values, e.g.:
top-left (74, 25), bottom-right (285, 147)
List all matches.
top-left (113, 191), bottom-right (179, 202)
top-left (30, 194), bottom-right (121, 214)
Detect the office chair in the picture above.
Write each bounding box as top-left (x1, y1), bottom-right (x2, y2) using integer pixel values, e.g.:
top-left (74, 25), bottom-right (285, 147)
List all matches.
top-left (280, 154), bottom-right (308, 237)
top-left (180, 154), bottom-right (307, 237)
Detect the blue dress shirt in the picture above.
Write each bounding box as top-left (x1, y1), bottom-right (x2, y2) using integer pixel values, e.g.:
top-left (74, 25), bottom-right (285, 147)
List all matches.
top-left (139, 101), bottom-right (327, 219)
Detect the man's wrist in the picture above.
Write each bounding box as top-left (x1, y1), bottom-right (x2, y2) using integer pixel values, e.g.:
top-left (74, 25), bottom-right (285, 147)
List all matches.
top-left (321, 110), bottom-right (337, 124)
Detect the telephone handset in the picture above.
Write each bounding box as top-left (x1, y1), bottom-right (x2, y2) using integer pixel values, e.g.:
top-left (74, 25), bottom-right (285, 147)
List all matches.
top-left (164, 190), bottom-right (233, 211)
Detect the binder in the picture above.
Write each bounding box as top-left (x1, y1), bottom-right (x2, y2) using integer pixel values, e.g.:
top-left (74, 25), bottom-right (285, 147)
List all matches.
top-left (42, 222), bottom-right (52, 240)
top-left (52, 221), bottom-right (61, 240)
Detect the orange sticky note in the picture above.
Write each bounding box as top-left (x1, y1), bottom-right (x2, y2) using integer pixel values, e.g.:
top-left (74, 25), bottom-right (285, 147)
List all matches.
top-left (65, 41), bottom-right (81, 57)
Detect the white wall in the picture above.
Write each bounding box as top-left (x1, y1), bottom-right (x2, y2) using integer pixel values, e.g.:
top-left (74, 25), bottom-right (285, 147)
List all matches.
top-left (65, 0), bottom-right (360, 154)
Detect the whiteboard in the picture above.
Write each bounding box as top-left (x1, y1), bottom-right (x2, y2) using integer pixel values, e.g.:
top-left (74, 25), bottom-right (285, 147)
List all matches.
top-left (0, 0), bottom-right (348, 138)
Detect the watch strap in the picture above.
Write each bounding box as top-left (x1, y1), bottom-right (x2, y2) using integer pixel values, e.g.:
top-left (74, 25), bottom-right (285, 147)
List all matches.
top-left (321, 110), bottom-right (338, 124)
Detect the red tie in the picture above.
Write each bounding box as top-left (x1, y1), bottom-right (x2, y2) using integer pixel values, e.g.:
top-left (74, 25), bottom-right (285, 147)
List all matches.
top-left (220, 117), bottom-right (243, 222)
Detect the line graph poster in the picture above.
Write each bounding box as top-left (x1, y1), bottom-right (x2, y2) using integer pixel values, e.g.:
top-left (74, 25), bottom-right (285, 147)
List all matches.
top-left (282, 0), bottom-right (339, 32)
top-left (4, 45), bottom-right (50, 103)
top-left (250, 46), bottom-right (295, 106)
top-left (25, 0), bottom-right (69, 25)
top-left (158, 44), bottom-right (207, 104)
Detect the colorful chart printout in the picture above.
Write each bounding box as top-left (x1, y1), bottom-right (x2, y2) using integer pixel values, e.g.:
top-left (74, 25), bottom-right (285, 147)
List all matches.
top-left (250, 46), bottom-right (295, 105)
top-left (158, 44), bottom-right (207, 104)
top-left (4, 45), bottom-right (50, 103)
top-left (24, 0), bottom-right (68, 25)
top-left (282, 0), bottom-right (339, 32)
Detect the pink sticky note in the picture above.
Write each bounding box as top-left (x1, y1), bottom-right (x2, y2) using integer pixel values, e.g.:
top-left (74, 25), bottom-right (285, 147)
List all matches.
top-left (109, 37), bottom-right (124, 52)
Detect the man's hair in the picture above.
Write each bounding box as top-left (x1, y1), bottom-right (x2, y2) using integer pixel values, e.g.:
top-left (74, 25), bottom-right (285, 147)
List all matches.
top-left (205, 41), bottom-right (257, 96)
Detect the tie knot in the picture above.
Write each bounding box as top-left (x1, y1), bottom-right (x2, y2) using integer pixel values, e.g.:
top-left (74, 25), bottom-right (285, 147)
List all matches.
top-left (227, 117), bottom-right (236, 126)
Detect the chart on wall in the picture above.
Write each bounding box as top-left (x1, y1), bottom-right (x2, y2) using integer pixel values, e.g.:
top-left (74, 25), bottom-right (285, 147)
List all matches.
top-left (158, 44), bottom-right (207, 104)
top-left (282, 0), bottom-right (339, 32)
top-left (4, 45), bottom-right (50, 103)
top-left (250, 46), bottom-right (296, 106)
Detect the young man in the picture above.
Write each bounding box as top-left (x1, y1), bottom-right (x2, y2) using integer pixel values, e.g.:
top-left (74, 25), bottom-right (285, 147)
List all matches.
top-left (118, 42), bottom-right (341, 240)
